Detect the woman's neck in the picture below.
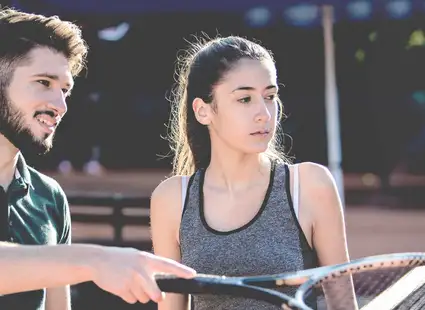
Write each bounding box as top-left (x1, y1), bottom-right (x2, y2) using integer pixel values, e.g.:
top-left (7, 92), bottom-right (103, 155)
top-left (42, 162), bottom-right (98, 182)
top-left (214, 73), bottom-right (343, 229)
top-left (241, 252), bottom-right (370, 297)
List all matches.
top-left (206, 149), bottom-right (271, 192)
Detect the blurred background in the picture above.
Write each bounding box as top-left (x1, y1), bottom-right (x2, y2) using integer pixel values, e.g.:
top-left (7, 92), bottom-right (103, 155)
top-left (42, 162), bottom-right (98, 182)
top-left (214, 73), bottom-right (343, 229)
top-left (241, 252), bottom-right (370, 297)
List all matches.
top-left (3, 0), bottom-right (425, 309)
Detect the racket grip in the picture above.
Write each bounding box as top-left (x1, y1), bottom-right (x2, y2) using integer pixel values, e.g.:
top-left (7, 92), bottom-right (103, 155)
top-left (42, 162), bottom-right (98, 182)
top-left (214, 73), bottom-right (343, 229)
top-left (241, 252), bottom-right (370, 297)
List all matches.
top-left (156, 277), bottom-right (192, 293)
top-left (155, 276), bottom-right (305, 309)
top-left (156, 276), bottom-right (228, 295)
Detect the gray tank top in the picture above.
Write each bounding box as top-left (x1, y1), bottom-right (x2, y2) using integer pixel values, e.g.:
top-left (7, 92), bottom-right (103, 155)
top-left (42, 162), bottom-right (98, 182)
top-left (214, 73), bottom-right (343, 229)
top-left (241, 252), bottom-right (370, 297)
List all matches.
top-left (179, 161), bottom-right (319, 310)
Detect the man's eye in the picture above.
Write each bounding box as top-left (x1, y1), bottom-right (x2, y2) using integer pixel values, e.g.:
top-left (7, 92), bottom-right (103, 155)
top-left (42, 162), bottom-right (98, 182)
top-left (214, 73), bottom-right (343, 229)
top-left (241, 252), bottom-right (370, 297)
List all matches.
top-left (37, 80), bottom-right (51, 87)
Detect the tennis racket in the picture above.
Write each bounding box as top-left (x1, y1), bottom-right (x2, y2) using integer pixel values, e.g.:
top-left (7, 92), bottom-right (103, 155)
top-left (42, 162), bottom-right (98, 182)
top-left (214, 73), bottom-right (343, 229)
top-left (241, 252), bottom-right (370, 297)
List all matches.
top-left (155, 252), bottom-right (425, 310)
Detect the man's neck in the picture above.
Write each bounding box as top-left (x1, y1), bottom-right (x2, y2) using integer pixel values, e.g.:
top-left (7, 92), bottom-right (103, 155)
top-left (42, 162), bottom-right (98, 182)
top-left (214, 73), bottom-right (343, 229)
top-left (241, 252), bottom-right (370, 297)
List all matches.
top-left (0, 135), bottom-right (20, 190)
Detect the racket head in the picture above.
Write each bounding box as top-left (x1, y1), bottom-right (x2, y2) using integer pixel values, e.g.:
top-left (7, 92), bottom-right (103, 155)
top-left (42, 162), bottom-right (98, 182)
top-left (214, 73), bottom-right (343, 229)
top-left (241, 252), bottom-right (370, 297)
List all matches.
top-left (293, 252), bottom-right (425, 310)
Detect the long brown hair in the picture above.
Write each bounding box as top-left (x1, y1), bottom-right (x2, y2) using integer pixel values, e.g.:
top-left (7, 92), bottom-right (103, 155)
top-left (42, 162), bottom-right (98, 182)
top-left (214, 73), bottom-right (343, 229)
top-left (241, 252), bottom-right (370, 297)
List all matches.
top-left (168, 35), bottom-right (290, 176)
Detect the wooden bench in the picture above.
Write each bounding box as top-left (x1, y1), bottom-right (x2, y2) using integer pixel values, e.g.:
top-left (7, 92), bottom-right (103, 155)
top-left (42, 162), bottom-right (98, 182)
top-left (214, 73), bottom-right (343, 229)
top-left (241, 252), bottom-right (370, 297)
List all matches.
top-left (68, 195), bottom-right (151, 247)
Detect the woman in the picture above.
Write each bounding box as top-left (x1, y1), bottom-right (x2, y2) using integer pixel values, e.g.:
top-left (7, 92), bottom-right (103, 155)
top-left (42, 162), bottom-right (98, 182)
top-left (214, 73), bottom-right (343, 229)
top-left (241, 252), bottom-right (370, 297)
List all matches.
top-left (150, 35), bottom-right (354, 310)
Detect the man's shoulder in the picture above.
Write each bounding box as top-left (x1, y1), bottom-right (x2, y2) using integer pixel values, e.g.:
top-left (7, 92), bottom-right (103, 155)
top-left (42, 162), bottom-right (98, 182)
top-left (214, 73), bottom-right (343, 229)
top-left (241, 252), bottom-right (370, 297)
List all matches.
top-left (27, 166), bottom-right (65, 197)
top-left (25, 167), bottom-right (71, 245)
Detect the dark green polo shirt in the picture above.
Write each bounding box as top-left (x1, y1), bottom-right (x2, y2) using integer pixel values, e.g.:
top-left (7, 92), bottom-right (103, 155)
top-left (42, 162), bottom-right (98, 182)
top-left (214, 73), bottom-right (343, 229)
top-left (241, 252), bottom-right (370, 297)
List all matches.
top-left (0, 154), bottom-right (71, 310)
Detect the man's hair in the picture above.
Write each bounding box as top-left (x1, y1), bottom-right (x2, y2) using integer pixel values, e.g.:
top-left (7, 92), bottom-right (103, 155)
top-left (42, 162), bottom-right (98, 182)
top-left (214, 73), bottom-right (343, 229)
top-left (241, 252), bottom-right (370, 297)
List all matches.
top-left (0, 7), bottom-right (88, 88)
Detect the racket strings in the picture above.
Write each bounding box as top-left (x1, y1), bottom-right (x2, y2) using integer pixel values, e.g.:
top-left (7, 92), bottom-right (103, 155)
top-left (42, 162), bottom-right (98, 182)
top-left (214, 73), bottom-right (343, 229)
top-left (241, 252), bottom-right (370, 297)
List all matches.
top-left (353, 267), bottom-right (408, 296)
top-left (304, 265), bottom-right (425, 310)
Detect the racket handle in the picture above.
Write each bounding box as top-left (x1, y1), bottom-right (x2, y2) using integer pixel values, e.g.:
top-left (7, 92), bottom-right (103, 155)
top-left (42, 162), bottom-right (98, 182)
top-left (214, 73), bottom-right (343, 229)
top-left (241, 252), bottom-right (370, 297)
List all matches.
top-left (156, 276), bottom-right (227, 294)
top-left (156, 277), bottom-right (193, 294)
top-left (155, 276), bottom-right (307, 309)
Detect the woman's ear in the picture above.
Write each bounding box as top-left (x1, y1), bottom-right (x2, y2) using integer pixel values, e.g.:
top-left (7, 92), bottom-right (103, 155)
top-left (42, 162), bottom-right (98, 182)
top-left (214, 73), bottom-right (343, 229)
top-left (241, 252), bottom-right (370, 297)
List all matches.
top-left (192, 97), bottom-right (211, 125)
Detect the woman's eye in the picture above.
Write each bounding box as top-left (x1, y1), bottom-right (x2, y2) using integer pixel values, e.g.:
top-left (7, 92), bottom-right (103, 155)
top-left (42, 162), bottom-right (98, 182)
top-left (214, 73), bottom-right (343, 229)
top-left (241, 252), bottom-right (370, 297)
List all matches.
top-left (238, 97), bottom-right (251, 104)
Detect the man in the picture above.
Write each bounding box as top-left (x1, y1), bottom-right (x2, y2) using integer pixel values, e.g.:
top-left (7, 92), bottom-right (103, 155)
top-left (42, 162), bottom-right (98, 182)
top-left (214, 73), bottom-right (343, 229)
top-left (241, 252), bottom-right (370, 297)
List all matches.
top-left (0, 7), bottom-right (195, 310)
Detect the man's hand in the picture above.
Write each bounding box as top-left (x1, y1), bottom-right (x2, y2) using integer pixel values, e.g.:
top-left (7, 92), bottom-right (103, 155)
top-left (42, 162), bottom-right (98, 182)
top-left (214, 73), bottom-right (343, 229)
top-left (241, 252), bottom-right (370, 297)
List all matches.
top-left (90, 247), bottom-right (196, 304)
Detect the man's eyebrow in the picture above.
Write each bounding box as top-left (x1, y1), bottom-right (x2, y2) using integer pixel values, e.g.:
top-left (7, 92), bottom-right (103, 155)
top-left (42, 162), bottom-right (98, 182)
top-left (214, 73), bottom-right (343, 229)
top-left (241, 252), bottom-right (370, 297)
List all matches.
top-left (31, 72), bottom-right (73, 89)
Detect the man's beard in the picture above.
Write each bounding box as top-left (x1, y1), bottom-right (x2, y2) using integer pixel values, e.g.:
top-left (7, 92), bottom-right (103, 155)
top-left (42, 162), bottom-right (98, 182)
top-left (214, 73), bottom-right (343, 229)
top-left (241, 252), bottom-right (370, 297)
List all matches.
top-left (0, 92), bottom-right (54, 156)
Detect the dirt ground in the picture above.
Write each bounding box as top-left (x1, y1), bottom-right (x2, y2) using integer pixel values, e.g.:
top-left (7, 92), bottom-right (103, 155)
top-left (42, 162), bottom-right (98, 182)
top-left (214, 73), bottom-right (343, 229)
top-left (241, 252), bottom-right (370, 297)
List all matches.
top-left (46, 169), bottom-right (425, 259)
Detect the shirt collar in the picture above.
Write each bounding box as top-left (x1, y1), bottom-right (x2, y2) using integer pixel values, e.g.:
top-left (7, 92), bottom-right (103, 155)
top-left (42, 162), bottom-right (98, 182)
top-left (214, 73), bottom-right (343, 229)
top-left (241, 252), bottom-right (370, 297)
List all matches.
top-left (13, 153), bottom-right (33, 191)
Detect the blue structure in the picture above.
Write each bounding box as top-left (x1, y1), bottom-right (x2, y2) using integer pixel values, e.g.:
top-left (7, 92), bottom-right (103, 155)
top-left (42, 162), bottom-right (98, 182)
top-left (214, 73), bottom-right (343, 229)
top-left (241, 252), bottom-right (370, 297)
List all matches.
top-left (11, 0), bottom-right (424, 27)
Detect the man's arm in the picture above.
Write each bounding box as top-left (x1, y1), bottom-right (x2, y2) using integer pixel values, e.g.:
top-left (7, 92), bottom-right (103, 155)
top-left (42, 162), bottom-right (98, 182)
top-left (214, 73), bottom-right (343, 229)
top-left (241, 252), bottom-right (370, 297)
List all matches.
top-left (0, 242), bottom-right (196, 304)
top-left (0, 242), bottom-right (98, 295)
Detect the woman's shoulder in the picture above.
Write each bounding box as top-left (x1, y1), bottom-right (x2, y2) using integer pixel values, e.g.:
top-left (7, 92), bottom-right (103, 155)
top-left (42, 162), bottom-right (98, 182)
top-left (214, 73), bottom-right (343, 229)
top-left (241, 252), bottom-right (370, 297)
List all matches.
top-left (293, 162), bottom-right (334, 186)
top-left (285, 161), bottom-right (332, 182)
top-left (151, 174), bottom-right (190, 202)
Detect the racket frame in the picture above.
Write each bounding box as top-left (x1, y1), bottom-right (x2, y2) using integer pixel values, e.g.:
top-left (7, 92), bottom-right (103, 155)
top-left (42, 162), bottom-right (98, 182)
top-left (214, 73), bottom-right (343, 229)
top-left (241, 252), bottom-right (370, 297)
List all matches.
top-left (156, 252), bottom-right (425, 310)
